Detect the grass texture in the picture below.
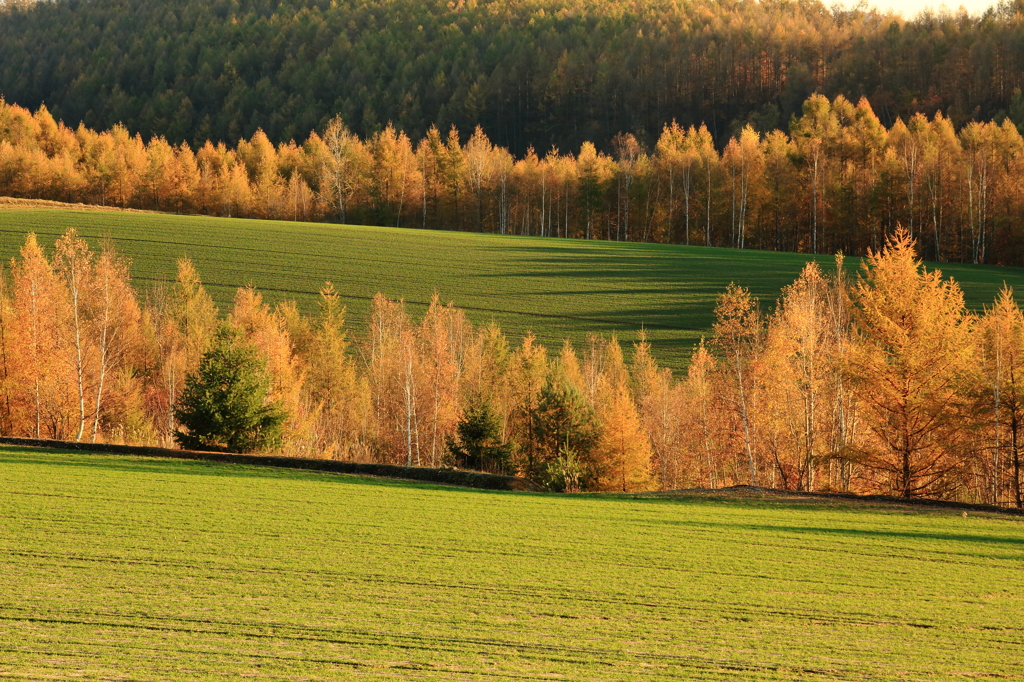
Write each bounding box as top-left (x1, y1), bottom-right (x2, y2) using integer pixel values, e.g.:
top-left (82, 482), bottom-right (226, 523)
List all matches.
top-left (1, 446), bottom-right (1022, 680)
top-left (3, 209), bottom-right (1024, 369)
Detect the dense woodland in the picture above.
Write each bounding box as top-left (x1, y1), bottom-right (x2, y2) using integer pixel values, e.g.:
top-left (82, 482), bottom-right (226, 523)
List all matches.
top-left (6, 95), bottom-right (1024, 263)
top-left (3, 0), bottom-right (1024, 155)
top-left (2, 227), bottom-right (1023, 506)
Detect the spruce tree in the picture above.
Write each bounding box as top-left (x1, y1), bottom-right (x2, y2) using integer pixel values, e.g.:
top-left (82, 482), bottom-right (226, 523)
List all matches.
top-left (173, 326), bottom-right (287, 453)
top-left (531, 375), bottom-right (602, 487)
top-left (447, 401), bottom-right (512, 474)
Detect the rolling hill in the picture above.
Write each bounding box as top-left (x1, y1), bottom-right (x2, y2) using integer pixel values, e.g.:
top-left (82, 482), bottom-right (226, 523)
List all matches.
top-left (3, 208), bottom-right (1024, 370)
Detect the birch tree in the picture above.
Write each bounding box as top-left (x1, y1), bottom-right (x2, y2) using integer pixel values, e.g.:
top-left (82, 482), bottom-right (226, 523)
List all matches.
top-left (53, 228), bottom-right (93, 442)
top-left (713, 283), bottom-right (763, 485)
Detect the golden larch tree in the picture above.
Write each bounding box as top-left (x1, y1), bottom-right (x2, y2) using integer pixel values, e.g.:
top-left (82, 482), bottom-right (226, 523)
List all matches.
top-left (977, 285), bottom-right (1024, 507)
top-left (846, 229), bottom-right (976, 498)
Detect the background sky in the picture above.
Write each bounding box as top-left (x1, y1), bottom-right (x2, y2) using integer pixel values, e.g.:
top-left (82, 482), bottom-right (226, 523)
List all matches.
top-left (859, 0), bottom-right (999, 16)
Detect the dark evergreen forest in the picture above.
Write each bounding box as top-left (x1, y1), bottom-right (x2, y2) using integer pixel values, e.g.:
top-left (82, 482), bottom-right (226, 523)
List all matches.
top-left (2, 0), bottom-right (1024, 154)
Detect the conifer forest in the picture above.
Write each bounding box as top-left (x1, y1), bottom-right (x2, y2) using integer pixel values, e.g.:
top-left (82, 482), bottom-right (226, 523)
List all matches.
top-left (2, 0), bottom-right (1024, 502)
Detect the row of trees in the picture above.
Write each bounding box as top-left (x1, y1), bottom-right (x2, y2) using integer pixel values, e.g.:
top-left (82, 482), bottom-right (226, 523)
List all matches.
top-left (2, 227), bottom-right (1023, 505)
top-left (6, 95), bottom-right (1024, 263)
top-left (3, 0), bottom-right (1024, 155)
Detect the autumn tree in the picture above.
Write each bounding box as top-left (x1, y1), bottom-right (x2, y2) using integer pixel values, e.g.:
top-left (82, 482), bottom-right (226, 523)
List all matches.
top-left (302, 282), bottom-right (369, 460)
top-left (757, 262), bottom-right (841, 491)
top-left (366, 293), bottom-right (418, 464)
top-left (796, 96), bottom-right (839, 252)
top-left (52, 228), bottom-right (94, 442)
top-left (713, 283), bottom-right (763, 485)
top-left (312, 116), bottom-right (366, 223)
top-left (511, 333), bottom-right (548, 477)
top-left (682, 339), bottom-right (722, 488)
top-left (7, 233), bottom-right (67, 437)
top-left (846, 230), bottom-right (976, 498)
top-left (84, 243), bottom-right (141, 443)
top-left (591, 338), bottom-right (655, 492)
top-left (230, 286), bottom-right (306, 448)
top-left (977, 286), bottom-right (1024, 507)
top-left (418, 294), bottom-right (468, 467)
top-left (150, 258), bottom-right (219, 440)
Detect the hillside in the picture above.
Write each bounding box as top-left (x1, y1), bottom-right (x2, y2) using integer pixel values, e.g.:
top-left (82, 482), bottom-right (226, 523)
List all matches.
top-left (4, 208), bottom-right (1024, 370)
top-left (2, 446), bottom-right (1021, 679)
top-left (1, 0), bottom-right (1022, 154)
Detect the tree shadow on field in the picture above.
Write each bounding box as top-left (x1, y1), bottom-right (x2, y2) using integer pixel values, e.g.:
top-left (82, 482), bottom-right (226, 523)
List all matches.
top-left (478, 242), bottom-right (824, 295)
top-left (0, 449), bottom-right (519, 495)
top-left (655, 518), bottom-right (1024, 550)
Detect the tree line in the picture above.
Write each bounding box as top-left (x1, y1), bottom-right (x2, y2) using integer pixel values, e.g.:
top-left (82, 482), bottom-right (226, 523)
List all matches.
top-left (2, 0), bottom-right (1024, 155)
top-left (6, 94), bottom-right (1024, 264)
top-left (2, 227), bottom-right (1023, 505)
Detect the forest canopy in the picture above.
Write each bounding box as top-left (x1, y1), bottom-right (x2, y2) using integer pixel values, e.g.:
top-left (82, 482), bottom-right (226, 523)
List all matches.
top-left (2, 0), bottom-right (1024, 154)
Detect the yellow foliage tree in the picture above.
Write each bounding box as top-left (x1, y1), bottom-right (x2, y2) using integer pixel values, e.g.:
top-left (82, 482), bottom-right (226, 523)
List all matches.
top-left (302, 282), bottom-right (370, 460)
top-left (595, 378), bottom-right (656, 492)
top-left (977, 285), bottom-right (1024, 507)
top-left (846, 229), bottom-right (976, 498)
top-left (592, 337), bottom-right (655, 492)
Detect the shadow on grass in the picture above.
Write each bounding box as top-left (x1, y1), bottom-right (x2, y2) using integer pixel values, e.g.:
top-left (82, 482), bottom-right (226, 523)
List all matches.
top-left (652, 517), bottom-right (1024, 549)
top-left (0, 448), bottom-right (530, 497)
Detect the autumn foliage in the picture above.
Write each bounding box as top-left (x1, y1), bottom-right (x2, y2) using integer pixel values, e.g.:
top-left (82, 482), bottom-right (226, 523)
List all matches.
top-left (7, 94), bottom-right (1024, 264)
top-left (2, 227), bottom-right (1023, 504)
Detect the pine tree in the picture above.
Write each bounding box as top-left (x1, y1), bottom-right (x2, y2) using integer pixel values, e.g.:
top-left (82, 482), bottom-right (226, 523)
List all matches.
top-left (173, 326), bottom-right (287, 453)
top-left (447, 401), bottom-right (512, 474)
top-left (531, 370), bottom-right (602, 485)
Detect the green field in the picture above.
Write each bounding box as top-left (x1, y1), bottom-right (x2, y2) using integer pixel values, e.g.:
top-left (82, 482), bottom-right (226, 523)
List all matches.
top-left (3, 209), bottom-right (1024, 369)
top-left (1, 446), bottom-right (1022, 680)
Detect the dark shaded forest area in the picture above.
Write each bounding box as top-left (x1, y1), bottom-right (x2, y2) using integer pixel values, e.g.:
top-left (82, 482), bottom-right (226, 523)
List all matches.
top-left (2, 0), bottom-right (1024, 154)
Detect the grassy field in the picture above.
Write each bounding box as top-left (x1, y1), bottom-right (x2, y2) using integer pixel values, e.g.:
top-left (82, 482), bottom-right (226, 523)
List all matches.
top-left (3, 209), bottom-right (1024, 369)
top-left (1, 446), bottom-right (1022, 680)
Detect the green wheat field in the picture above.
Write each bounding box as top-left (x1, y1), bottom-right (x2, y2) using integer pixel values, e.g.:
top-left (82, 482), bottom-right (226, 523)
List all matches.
top-left (4, 209), bottom-right (1024, 369)
top-left (1, 446), bottom-right (1022, 680)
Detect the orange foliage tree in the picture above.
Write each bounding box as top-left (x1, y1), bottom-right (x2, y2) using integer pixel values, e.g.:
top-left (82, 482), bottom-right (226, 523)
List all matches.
top-left (5, 226), bottom-right (1023, 503)
top-left (846, 229), bottom-right (976, 498)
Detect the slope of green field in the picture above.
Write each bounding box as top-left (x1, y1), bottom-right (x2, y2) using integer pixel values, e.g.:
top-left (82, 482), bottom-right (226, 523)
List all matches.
top-left (3, 209), bottom-right (1023, 369)
top-left (1, 446), bottom-right (1022, 680)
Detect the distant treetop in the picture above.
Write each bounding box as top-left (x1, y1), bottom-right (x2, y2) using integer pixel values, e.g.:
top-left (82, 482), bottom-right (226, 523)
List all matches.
top-left (2, 0), bottom-right (1024, 152)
